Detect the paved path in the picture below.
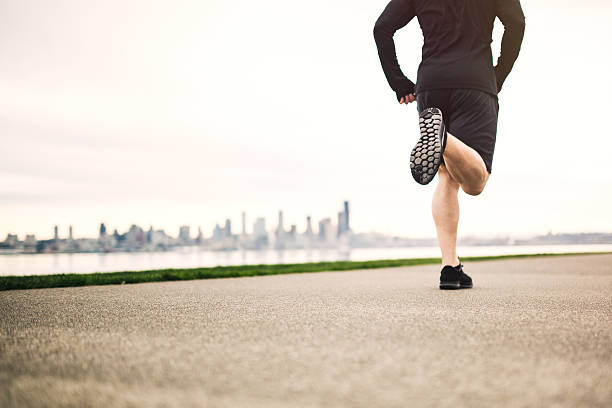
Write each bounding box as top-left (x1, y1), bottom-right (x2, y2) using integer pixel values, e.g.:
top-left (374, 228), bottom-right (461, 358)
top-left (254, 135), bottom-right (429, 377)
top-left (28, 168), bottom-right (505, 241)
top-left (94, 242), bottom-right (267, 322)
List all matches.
top-left (1, 254), bottom-right (611, 407)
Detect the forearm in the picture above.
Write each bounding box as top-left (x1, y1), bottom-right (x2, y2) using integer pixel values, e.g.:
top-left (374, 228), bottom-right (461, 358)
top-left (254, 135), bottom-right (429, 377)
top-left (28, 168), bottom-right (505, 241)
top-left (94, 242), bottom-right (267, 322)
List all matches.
top-left (373, 0), bottom-right (416, 101)
top-left (373, 23), bottom-right (415, 100)
top-left (495, 23), bottom-right (525, 91)
top-left (494, 0), bottom-right (526, 92)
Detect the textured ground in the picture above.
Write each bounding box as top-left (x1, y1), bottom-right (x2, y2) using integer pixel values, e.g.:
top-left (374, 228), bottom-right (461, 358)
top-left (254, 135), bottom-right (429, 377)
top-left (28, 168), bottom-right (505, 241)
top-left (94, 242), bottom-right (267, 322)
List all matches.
top-left (1, 254), bottom-right (611, 408)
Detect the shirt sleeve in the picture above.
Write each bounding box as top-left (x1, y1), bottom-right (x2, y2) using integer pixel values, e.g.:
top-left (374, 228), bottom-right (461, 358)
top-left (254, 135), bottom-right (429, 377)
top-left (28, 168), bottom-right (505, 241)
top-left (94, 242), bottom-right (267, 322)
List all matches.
top-left (494, 0), bottom-right (526, 92)
top-left (373, 0), bottom-right (416, 102)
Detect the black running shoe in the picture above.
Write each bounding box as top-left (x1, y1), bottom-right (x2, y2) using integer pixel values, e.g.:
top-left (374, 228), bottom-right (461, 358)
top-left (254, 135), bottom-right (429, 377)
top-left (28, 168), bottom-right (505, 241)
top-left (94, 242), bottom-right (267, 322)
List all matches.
top-left (439, 264), bottom-right (473, 290)
top-left (410, 108), bottom-right (446, 185)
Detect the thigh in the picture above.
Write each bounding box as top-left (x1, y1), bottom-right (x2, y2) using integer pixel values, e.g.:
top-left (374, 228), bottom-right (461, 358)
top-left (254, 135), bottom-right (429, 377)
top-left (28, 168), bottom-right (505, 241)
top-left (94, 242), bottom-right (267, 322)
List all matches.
top-left (446, 89), bottom-right (499, 173)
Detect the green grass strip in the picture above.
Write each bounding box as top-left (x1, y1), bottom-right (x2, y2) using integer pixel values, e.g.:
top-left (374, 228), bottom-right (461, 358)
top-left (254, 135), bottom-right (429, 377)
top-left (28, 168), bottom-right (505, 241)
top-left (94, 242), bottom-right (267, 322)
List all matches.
top-left (0, 251), bottom-right (609, 291)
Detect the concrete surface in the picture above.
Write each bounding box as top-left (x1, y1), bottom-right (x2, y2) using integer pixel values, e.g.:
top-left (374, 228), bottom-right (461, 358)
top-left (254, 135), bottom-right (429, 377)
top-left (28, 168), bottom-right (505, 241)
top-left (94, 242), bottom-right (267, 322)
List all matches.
top-left (1, 254), bottom-right (611, 408)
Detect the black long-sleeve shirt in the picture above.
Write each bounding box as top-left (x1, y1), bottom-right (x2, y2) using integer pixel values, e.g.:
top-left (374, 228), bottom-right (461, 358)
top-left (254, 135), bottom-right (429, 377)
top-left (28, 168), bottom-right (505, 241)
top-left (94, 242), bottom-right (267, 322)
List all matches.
top-left (373, 0), bottom-right (525, 101)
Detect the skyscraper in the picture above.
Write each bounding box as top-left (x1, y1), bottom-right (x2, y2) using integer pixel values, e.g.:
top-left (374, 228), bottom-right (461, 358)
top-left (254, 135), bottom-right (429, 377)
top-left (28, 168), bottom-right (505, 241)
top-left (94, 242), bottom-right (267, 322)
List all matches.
top-left (53, 225), bottom-right (59, 241)
top-left (212, 223), bottom-right (223, 242)
top-left (277, 210), bottom-right (284, 234)
top-left (253, 217), bottom-right (267, 238)
top-left (337, 211), bottom-right (345, 237)
top-left (276, 210), bottom-right (286, 247)
top-left (318, 218), bottom-right (332, 243)
top-left (252, 217), bottom-right (268, 248)
top-left (178, 225), bottom-right (191, 243)
top-left (289, 224), bottom-right (297, 241)
top-left (196, 226), bottom-right (203, 244)
top-left (305, 215), bottom-right (313, 237)
top-left (336, 200), bottom-right (350, 237)
top-left (126, 224), bottom-right (145, 246)
top-left (99, 223), bottom-right (107, 238)
top-left (241, 211), bottom-right (246, 235)
top-left (224, 219), bottom-right (231, 237)
top-left (344, 200), bottom-right (350, 232)
top-left (69, 225), bottom-right (73, 241)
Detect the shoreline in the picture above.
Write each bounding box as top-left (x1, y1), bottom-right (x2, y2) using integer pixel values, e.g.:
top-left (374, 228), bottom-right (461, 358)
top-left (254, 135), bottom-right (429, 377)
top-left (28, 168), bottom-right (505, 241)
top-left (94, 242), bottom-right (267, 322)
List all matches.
top-left (1, 251), bottom-right (610, 292)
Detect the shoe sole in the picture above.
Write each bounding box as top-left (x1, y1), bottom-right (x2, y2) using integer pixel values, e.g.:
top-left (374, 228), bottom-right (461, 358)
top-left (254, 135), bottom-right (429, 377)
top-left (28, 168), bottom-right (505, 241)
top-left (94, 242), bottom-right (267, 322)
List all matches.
top-left (410, 108), bottom-right (445, 185)
top-left (439, 282), bottom-right (473, 290)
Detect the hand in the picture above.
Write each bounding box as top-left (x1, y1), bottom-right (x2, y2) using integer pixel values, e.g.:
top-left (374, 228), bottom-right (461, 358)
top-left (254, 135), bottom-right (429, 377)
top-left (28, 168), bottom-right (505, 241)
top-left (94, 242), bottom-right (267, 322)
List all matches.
top-left (399, 93), bottom-right (416, 104)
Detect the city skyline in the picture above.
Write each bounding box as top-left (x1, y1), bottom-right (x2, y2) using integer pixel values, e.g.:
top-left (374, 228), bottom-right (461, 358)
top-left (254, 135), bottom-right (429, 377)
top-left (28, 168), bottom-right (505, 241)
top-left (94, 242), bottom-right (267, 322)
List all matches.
top-left (1, 201), bottom-right (354, 253)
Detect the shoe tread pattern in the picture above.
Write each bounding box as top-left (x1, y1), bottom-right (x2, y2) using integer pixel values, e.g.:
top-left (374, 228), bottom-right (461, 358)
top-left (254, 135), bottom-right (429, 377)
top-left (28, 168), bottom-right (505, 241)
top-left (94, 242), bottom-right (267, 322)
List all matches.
top-left (410, 108), bottom-right (444, 185)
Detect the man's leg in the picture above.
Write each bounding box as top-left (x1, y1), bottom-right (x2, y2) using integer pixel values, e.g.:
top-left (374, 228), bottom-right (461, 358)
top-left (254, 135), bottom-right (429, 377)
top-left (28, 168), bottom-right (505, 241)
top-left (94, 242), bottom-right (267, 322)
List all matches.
top-left (443, 134), bottom-right (489, 196)
top-left (432, 164), bottom-right (460, 267)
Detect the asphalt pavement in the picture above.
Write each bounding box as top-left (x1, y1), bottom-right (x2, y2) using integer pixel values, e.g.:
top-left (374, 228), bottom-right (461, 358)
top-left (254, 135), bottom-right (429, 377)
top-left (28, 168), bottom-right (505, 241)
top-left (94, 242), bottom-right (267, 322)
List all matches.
top-left (1, 254), bottom-right (611, 408)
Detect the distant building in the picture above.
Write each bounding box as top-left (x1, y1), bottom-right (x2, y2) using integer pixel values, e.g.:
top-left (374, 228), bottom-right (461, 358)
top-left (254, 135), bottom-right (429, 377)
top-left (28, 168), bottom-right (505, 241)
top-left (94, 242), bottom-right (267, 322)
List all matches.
top-left (241, 211), bottom-right (246, 235)
top-left (178, 225), bottom-right (191, 243)
top-left (344, 200), bottom-right (350, 232)
top-left (277, 211), bottom-right (284, 234)
top-left (337, 201), bottom-right (350, 237)
top-left (276, 210), bottom-right (286, 247)
top-left (24, 234), bottom-right (37, 248)
top-left (54, 225), bottom-right (59, 241)
top-left (305, 216), bottom-right (313, 237)
top-left (253, 217), bottom-right (267, 238)
top-left (126, 225), bottom-right (145, 247)
top-left (253, 217), bottom-right (268, 248)
top-left (224, 219), bottom-right (232, 237)
top-left (337, 211), bottom-right (345, 237)
top-left (213, 223), bottom-right (223, 242)
top-left (99, 223), bottom-right (107, 238)
top-left (69, 225), bottom-right (73, 241)
top-left (318, 218), bottom-right (333, 243)
top-left (151, 229), bottom-right (171, 248)
top-left (2, 233), bottom-right (18, 248)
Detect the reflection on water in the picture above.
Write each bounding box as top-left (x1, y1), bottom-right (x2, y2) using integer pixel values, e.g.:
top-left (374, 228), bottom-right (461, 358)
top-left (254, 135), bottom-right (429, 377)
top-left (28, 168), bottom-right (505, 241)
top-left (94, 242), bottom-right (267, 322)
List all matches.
top-left (1, 244), bottom-right (611, 276)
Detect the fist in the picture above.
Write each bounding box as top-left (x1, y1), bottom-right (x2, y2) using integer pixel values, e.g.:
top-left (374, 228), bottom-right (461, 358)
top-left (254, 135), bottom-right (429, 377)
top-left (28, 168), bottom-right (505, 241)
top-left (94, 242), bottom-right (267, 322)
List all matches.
top-left (399, 94), bottom-right (416, 104)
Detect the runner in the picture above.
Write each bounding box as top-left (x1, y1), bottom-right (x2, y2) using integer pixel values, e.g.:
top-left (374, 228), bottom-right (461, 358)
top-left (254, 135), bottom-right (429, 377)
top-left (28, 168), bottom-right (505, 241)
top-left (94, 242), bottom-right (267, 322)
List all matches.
top-left (373, 0), bottom-right (525, 289)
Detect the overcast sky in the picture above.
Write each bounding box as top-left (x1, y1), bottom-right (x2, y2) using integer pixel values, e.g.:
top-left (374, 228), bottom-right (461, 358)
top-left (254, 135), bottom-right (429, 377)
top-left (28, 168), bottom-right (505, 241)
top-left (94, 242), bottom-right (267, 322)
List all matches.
top-left (1, 0), bottom-right (611, 240)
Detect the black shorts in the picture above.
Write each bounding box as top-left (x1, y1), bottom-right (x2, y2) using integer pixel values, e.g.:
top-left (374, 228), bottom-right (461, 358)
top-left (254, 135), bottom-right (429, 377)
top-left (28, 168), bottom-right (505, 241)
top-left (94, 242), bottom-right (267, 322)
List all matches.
top-left (416, 88), bottom-right (499, 173)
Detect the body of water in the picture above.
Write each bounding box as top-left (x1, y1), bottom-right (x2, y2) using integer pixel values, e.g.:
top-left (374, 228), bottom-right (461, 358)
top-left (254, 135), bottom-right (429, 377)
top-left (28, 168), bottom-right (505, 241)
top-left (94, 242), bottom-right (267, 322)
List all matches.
top-left (1, 244), bottom-right (611, 276)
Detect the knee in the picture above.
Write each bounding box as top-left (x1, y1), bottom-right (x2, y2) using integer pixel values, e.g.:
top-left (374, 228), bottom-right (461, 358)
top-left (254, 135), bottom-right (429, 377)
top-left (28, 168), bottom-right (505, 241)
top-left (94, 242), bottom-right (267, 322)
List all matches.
top-left (462, 172), bottom-right (489, 196)
top-left (463, 184), bottom-right (485, 196)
